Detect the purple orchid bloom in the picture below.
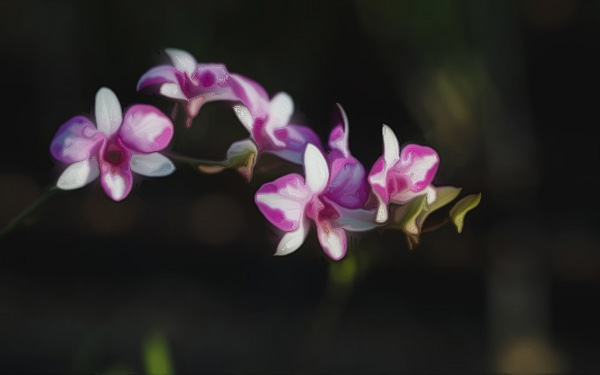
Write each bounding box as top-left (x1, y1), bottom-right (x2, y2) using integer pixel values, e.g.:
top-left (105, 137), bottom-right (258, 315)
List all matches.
top-left (255, 144), bottom-right (377, 261)
top-left (137, 48), bottom-right (269, 128)
top-left (232, 93), bottom-right (323, 165)
top-left (50, 87), bottom-right (175, 201)
top-left (323, 104), bottom-right (370, 209)
top-left (368, 125), bottom-right (440, 223)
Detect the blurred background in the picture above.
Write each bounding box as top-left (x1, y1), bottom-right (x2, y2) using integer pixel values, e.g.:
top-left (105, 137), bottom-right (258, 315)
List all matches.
top-left (1, 0), bottom-right (599, 373)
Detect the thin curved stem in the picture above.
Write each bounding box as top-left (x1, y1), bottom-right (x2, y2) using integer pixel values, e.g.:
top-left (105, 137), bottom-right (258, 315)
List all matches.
top-left (0, 185), bottom-right (60, 240)
top-left (163, 151), bottom-right (227, 168)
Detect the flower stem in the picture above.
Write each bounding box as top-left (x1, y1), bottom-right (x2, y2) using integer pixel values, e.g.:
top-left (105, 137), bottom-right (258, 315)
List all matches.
top-left (163, 151), bottom-right (226, 168)
top-left (0, 185), bottom-right (60, 240)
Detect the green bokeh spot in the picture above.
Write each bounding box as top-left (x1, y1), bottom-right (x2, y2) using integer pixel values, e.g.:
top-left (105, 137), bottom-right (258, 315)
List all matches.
top-left (330, 254), bottom-right (357, 286)
top-left (143, 330), bottom-right (174, 375)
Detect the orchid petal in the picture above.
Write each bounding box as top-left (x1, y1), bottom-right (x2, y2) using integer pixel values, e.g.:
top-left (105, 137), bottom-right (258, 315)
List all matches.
top-left (322, 197), bottom-right (379, 232)
top-left (263, 92), bottom-right (294, 147)
top-left (274, 219), bottom-right (309, 256)
top-left (382, 124), bottom-right (400, 167)
top-left (100, 167), bottom-right (132, 202)
top-left (315, 219), bottom-right (347, 261)
top-left (328, 103), bottom-right (350, 159)
top-left (95, 87), bottom-right (123, 137)
top-left (130, 152), bottom-right (175, 177)
top-left (56, 157), bottom-right (100, 190)
top-left (233, 105), bottom-right (253, 131)
top-left (230, 74), bottom-right (270, 119)
top-left (136, 65), bottom-right (181, 91)
top-left (325, 156), bottom-right (369, 209)
top-left (304, 144), bottom-right (329, 194)
top-left (120, 105), bottom-right (174, 153)
top-left (268, 124), bottom-right (323, 165)
top-left (367, 157), bottom-right (390, 223)
top-left (397, 144), bottom-right (439, 192)
top-left (50, 116), bottom-right (104, 163)
top-left (159, 82), bottom-right (188, 101)
top-left (255, 173), bottom-right (311, 232)
top-left (391, 184), bottom-right (438, 205)
top-left (165, 48), bottom-right (198, 79)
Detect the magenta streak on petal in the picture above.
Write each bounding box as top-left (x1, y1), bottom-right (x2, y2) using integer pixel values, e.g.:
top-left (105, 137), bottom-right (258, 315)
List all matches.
top-left (307, 197), bottom-right (347, 260)
top-left (254, 173), bottom-right (311, 232)
top-left (255, 203), bottom-right (299, 231)
top-left (50, 116), bottom-right (105, 163)
top-left (386, 169), bottom-right (412, 198)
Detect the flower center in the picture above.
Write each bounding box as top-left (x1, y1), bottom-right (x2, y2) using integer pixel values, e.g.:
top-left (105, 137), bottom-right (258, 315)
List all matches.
top-left (104, 141), bottom-right (125, 166)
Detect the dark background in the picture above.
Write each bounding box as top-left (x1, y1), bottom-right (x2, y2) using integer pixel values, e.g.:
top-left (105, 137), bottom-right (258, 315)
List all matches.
top-left (1, 0), bottom-right (599, 373)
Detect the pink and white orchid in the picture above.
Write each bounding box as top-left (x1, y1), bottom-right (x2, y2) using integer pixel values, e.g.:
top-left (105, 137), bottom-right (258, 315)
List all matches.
top-left (368, 125), bottom-right (440, 223)
top-left (255, 143), bottom-right (377, 261)
top-left (232, 93), bottom-right (323, 165)
top-left (137, 48), bottom-right (270, 128)
top-left (50, 87), bottom-right (175, 201)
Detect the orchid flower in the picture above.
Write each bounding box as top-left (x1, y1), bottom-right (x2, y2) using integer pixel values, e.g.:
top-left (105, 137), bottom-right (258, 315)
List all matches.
top-left (232, 92), bottom-right (323, 165)
top-left (137, 48), bottom-right (270, 128)
top-left (255, 141), bottom-right (378, 261)
top-left (368, 125), bottom-right (440, 223)
top-left (50, 87), bottom-right (175, 201)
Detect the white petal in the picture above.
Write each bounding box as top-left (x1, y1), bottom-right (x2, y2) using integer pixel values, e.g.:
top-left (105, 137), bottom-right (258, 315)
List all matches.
top-left (102, 173), bottom-right (127, 201)
top-left (391, 185), bottom-right (439, 205)
top-left (233, 105), bottom-right (254, 131)
top-left (274, 219), bottom-right (309, 256)
top-left (165, 48), bottom-right (197, 79)
top-left (382, 124), bottom-right (400, 167)
top-left (160, 83), bottom-right (188, 100)
top-left (95, 87), bottom-right (123, 137)
top-left (56, 157), bottom-right (100, 190)
top-left (375, 195), bottom-right (389, 223)
top-left (130, 153), bottom-right (175, 177)
top-left (268, 92), bottom-right (294, 129)
top-left (303, 144), bottom-right (329, 194)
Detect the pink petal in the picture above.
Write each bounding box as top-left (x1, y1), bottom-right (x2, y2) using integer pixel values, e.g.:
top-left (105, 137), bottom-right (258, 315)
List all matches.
top-left (390, 184), bottom-right (438, 205)
top-left (99, 138), bottom-right (133, 201)
top-left (308, 199), bottom-right (347, 260)
top-left (263, 92), bottom-right (294, 147)
top-left (50, 116), bottom-right (104, 163)
top-left (367, 157), bottom-right (390, 223)
top-left (325, 156), bottom-right (369, 209)
top-left (327, 103), bottom-right (351, 160)
top-left (119, 105), bottom-right (174, 153)
top-left (136, 65), bottom-right (183, 92)
top-left (230, 74), bottom-right (270, 119)
top-left (396, 144), bottom-right (439, 192)
top-left (255, 173), bottom-right (311, 232)
top-left (267, 124), bottom-right (323, 165)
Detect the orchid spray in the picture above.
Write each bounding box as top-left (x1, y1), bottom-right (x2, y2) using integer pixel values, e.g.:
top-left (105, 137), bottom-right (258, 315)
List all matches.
top-left (1, 48), bottom-right (481, 259)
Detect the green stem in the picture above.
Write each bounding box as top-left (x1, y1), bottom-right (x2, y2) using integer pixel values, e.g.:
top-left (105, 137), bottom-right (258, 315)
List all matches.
top-left (163, 151), bottom-right (226, 168)
top-left (0, 185), bottom-right (60, 240)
